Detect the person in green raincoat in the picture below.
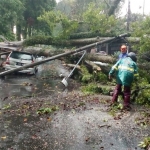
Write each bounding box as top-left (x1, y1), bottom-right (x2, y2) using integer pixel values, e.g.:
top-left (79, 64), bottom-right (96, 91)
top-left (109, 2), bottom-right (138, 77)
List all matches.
top-left (109, 52), bottom-right (138, 110)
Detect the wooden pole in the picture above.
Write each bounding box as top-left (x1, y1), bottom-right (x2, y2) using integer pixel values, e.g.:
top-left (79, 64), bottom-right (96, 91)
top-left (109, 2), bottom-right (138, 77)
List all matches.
top-left (0, 33), bottom-right (130, 77)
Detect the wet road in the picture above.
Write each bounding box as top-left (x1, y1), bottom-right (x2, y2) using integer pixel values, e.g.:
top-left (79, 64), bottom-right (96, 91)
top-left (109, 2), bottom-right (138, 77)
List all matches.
top-left (0, 59), bottom-right (70, 100)
top-left (0, 59), bottom-right (150, 150)
top-left (0, 93), bottom-right (149, 150)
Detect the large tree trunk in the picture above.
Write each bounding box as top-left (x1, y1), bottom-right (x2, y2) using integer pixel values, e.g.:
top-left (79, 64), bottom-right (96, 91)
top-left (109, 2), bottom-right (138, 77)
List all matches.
top-left (28, 26), bottom-right (32, 37)
top-left (85, 60), bottom-right (101, 71)
top-left (22, 24), bottom-right (27, 39)
top-left (0, 34), bottom-right (140, 51)
top-left (16, 24), bottom-right (21, 41)
top-left (108, 0), bottom-right (122, 16)
top-left (86, 53), bottom-right (116, 63)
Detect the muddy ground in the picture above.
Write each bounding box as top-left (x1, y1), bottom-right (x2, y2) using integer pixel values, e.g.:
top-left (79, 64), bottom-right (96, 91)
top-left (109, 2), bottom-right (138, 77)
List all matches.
top-left (0, 60), bottom-right (150, 150)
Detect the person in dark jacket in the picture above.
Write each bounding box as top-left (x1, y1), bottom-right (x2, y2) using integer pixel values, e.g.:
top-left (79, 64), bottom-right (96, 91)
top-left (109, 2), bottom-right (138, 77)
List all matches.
top-left (109, 52), bottom-right (138, 110)
top-left (118, 45), bottom-right (128, 59)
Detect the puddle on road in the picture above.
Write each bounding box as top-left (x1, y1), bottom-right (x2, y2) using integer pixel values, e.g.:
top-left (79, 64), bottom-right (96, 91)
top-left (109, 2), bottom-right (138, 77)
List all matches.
top-left (0, 76), bottom-right (64, 98)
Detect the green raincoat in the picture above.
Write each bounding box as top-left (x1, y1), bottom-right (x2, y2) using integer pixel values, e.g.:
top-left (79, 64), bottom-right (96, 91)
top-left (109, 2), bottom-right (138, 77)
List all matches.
top-left (109, 57), bottom-right (138, 86)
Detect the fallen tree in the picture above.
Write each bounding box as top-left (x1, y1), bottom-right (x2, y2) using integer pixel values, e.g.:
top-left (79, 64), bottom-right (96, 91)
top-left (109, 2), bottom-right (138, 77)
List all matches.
top-left (63, 64), bottom-right (81, 70)
top-left (0, 36), bottom-right (140, 49)
top-left (85, 60), bottom-right (101, 71)
top-left (0, 33), bottom-right (130, 77)
top-left (85, 53), bottom-right (116, 64)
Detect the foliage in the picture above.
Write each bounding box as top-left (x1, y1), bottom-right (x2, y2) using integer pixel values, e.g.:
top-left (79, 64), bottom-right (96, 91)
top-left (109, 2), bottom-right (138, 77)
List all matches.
top-left (81, 74), bottom-right (93, 83)
top-left (0, 32), bottom-right (16, 41)
top-left (131, 16), bottom-right (150, 53)
top-left (113, 51), bottom-right (120, 59)
top-left (56, 0), bottom-right (101, 20)
top-left (37, 106), bottom-right (59, 115)
top-left (0, 0), bottom-right (24, 40)
top-left (101, 87), bottom-right (111, 95)
top-left (80, 63), bottom-right (111, 94)
top-left (38, 11), bottom-right (60, 35)
top-left (110, 17), bottom-right (127, 35)
top-left (82, 3), bottom-right (116, 35)
top-left (80, 65), bottom-right (93, 83)
top-left (130, 13), bottom-right (144, 23)
top-left (138, 137), bottom-right (150, 149)
top-left (131, 69), bottom-right (150, 105)
top-left (23, 35), bottom-right (53, 46)
top-left (56, 0), bottom-right (124, 19)
top-left (94, 72), bottom-right (108, 83)
top-left (129, 17), bottom-right (150, 106)
top-left (81, 83), bottom-right (103, 94)
top-left (70, 31), bottom-right (117, 39)
top-left (16, 0), bottom-right (56, 39)
top-left (0, 0), bottom-right (126, 40)
top-left (2, 103), bottom-right (11, 110)
top-left (56, 0), bottom-right (124, 36)
top-left (38, 10), bottom-right (78, 39)
top-left (32, 22), bottom-right (52, 36)
top-left (133, 87), bottom-right (150, 105)
top-left (81, 83), bottom-right (111, 95)
top-left (60, 18), bottom-right (78, 39)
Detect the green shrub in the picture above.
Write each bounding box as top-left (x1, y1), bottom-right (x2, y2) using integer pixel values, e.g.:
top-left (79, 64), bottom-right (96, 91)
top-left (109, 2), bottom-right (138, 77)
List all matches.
top-left (95, 72), bottom-right (108, 83)
top-left (131, 69), bottom-right (150, 105)
top-left (70, 31), bottom-right (115, 39)
top-left (81, 83), bottom-right (112, 95)
top-left (102, 87), bottom-right (111, 95)
top-left (80, 65), bottom-right (93, 83)
top-left (138, 137), bottom-right (150, 149)
top-left (81, 83), bottom-right (103, 94)
top-left (23, 35), bottom-right (53, 46)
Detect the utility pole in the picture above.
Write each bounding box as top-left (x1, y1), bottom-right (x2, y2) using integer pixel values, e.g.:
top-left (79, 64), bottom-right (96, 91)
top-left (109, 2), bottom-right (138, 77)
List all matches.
top-left (127, 0), bottom-right (131, 31)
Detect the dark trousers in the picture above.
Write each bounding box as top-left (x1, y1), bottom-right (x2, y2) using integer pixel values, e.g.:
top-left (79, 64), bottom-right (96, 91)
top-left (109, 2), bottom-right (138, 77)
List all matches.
top-left (112, 84), bottom-right (131, 107)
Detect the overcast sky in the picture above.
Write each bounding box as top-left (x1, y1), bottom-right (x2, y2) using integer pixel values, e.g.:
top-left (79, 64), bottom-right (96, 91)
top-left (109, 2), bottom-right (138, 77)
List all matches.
top-left (56, 0), bottom-right (61, 3)
top-left (120, 0), bottom-right (150, 16)
top-left (56, 0), bottom-right (150, 16)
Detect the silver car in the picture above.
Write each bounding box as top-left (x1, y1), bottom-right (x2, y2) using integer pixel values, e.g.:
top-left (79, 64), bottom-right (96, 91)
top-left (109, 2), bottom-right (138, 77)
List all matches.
top-left (3, 51), bottom-right (38, 74)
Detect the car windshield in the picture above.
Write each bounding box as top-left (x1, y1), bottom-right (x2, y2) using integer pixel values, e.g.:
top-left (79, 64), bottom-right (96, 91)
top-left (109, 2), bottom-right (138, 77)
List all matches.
top-left (10, 52), bottom-right (33, 60)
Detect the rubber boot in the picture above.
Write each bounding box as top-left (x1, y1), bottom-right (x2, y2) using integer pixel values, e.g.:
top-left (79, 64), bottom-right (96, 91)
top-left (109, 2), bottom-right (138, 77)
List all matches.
top-left (111, 84), bottom-right (122, 103)
top-left (123, 86), bottom-right (131, 110)
top-left (124, 95), bottom-right (130, 107)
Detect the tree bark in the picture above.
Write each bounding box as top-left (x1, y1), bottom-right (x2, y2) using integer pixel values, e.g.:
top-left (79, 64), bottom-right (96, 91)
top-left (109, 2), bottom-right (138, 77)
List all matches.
top-left (86, 53), bottom-right (116, 64)
top-left (85, 60), bottom-right (101, 71)
top-left (63, 64), bottom-right (81, 70)
top-left (16, 24), bottom-right (21, 41)
top-left (0, 34), bottom-right (140, 52)
top-left (108, 0), bottom-right (122, 16)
